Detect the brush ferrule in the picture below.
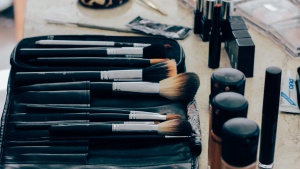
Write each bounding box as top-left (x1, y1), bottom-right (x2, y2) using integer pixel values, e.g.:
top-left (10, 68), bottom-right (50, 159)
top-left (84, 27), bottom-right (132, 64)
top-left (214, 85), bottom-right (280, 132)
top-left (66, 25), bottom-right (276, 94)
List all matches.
top-left (165, 136), bottom-right (191, 138)
top-left (129, 114), bottom-right (166, 120)
top-left (133, 43), bottom-right (151, 47)
top-left (124, 121), bottom-right (156, 124)
top-left (100, 70), bottom-right (143, 81)
top-left (107, 48), bottom-right (143, 55)
top-left (112, 82), bottom-right (159, 94)
top-left (130, 111), bottom-right (160, 115)
top-left (112, 124), bottom-right (158, 133)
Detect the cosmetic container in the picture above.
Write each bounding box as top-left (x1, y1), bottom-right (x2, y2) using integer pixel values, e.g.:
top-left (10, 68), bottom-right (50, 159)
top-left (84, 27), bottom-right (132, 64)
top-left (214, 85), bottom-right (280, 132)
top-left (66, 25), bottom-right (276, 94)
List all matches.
top-left (208, 92), bottom-right (248, 169)
top-left (210, 68), bottom-right (246, 104)
top-left (221, 118), bottom-right (260, 169)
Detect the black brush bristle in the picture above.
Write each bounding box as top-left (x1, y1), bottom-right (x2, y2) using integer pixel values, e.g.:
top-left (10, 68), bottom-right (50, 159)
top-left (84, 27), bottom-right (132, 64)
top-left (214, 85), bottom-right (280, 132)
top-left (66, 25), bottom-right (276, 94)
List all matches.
top-left (158, 119), bottom-right (192, 136)
top-left (142, 60), bottom-right (177, 82)
top-left (143, 44), bottom-right (167, 59)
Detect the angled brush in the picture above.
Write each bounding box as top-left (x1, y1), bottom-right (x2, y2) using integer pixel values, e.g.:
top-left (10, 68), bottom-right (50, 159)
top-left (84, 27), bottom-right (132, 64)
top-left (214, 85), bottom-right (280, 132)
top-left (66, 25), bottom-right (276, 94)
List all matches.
top-left (20, 44), bottom-right (167, 59)
top-left (15, 60), bottom-right (177, 86)
top-left (49, 119), bottom-right (193, 136)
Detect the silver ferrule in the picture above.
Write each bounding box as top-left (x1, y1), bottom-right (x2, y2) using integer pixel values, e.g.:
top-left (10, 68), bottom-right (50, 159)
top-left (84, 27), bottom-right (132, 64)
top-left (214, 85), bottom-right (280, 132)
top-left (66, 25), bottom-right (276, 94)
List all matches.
top-left (130, 111), bottom-right (160, 115)
top-left (112, 124), bottom-right (158, 133)
top-left (200, 0), bottom-right (205, 12)
top-left (129, 114), bottom-right (166, 120)
top-left (124, 54), bottom-right (143, 58)
top-left (204, 0), bottom-right (216, 19)
top-left (123, 121), bottom-right (156, 124)
top-left (100, 70), bottom-right (143, 81)
top-left (112, 82), bottom-right (159, 94)
top-left (258, 162), bottom-right (273, 169)
top-left (165, 136), bottom-right (191, 138)
top-left (221, 0), bottom-right (231, 20)
top-left (36, 40), bottom-right (115, 46)
top-left (107, 47), bottom-right (143, 55)
top-left (133, 43), bottom-right (151, 47)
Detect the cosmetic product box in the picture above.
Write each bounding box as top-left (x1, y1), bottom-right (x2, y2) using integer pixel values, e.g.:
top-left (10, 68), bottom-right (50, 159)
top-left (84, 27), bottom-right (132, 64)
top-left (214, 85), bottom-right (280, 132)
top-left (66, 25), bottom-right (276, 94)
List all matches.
top-left (235, 0), bottom-right (299, 35)
top-left (269, 18), bottom-right (300, 59)
top-left (0, 35), bottom-right (201, 169)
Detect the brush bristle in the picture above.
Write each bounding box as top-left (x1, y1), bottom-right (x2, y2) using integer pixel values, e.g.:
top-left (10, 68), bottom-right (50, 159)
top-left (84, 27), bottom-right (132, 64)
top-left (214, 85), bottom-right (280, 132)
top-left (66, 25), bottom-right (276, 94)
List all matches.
top-left (143, 44), bottom-right (167, 59)
top-left (159, 72), bottom-right (200, 101)
top-left (157, 119), bottom-right (192, 135)
top-left (143, 60), bottom-right (177, 82)
top-left (166, 114), bottom-right (182, 120)
top-left (150, 59), bottom-right (169, 65)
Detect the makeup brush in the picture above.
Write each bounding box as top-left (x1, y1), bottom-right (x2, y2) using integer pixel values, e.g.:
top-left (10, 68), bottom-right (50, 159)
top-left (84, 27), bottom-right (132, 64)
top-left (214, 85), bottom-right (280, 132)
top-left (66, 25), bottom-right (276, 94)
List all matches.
top-left (20, 44), bottom-right (167, 59)
top-left (21, 104), bottom-right (166, 115)
top-left (90, 72), bottom-right (200, 101)
top-left (29, 57), bottom-right (168, 68)
top-left (14, 60), bottom-right (177, 85)
top-left (49, 119), bottom-right (193, 136)
top-left (10, 113), bottom-right (182, 122)
top-left (35, 40), bottom-right (152, 47)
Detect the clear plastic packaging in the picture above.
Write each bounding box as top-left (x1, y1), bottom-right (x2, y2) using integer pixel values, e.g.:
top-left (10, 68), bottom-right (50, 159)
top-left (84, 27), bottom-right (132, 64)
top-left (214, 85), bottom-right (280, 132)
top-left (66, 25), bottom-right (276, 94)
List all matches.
top-left (269, 18), bottom-right (300, 58)
top-left (236, 0), bottom-right (299, 34)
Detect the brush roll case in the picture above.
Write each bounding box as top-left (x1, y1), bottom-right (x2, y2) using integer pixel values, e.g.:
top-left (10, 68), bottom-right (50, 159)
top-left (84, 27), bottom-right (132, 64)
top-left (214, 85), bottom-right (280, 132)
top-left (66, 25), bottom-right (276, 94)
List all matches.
top-left (1, 35), bottom-right (201, 168)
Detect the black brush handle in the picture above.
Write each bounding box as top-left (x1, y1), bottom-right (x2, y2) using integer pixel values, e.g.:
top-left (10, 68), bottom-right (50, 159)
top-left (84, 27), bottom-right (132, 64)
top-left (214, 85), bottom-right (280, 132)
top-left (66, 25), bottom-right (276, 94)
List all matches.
top-left (20, 48), bottom-right (107, 57)
top-left (9, 113), bottom-right (88, 122)
top-left (49, 124), bottom-right (113, 136)
top-left (22, 104), bottom-right (132, 114)
top-left (15, 72), bottom-right (101, 85)
top-left (6, 140), bottom-right (88, 147)
top-left (90, 82), bottom-right (113, 96)
top-left (89, 114), bottom-right (129, 122)
top-left (33, 57), bottom-right (152, 67)
top-left (6, 145), bottom-right (88, 155)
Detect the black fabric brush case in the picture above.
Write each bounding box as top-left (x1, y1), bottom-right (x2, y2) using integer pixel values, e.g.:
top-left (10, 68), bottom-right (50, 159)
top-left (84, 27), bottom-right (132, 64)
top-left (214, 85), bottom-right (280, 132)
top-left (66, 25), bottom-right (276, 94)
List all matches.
top-left (1, 35), bottom-right (201, 169)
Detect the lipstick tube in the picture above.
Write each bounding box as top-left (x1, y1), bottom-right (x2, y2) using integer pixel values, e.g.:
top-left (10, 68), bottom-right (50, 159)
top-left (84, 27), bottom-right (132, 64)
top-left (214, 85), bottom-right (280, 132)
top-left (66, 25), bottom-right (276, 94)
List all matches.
top-left (208, 92), bottom-right (248, 169)
top-left (221, 118), bottom-right (260, 169)
top-left (200, 0), bottom-right (216, 41)
top-left (193, 0), bottom-right (203, 34)
top-left (208, 3), bottom-right (222, 69)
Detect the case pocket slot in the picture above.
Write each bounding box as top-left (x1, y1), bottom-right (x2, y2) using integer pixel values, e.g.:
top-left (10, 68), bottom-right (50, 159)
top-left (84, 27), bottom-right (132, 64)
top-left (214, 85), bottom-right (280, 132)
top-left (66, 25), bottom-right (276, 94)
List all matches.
top-left (3, 154), bottom-right (88, 164)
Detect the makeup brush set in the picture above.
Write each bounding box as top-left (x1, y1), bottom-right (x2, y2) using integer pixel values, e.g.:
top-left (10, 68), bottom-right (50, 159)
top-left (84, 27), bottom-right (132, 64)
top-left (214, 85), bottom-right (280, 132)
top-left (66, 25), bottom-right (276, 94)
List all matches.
top-left (0, 35), bottom-right (201, 168)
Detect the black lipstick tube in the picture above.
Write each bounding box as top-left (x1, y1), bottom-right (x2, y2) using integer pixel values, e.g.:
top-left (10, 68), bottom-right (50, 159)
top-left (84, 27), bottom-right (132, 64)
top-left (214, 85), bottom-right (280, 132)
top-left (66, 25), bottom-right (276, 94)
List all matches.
top-left (208, 3), bottom-right (222, 69)
top-left (200, 0), bottom-right (215, 42)
top-left (193, 0), bottom-right (203, 34)
top-left (258, 66), bottom-right (282, 169)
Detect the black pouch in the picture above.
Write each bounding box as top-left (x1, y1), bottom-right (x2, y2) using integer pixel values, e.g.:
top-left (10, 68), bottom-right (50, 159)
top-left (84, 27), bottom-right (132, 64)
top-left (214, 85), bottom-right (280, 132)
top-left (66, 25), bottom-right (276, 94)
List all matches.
top-left (0, 35), bottom-right (201, 168)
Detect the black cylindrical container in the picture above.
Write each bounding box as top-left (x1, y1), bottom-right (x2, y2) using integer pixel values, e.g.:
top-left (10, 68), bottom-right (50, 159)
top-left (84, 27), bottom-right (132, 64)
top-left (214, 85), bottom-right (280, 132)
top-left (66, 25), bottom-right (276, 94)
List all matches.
top-left (222, 118), bottom-right (260, 169)
top-left (208, 92), bottom-right (248, 169)
top-left (259, 66), bottom-right (282, 169)
top-left (210, 68), bottom-right (246, 104)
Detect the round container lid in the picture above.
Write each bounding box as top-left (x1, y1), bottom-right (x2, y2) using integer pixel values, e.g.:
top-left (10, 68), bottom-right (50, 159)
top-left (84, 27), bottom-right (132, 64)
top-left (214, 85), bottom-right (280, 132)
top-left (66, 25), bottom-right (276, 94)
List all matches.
top-left (212, 68), bottom-right (245, 86)
top-left (222, 118), bottom-right (260, 167)
top-left (211, 92), bottom-right (248, 137)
